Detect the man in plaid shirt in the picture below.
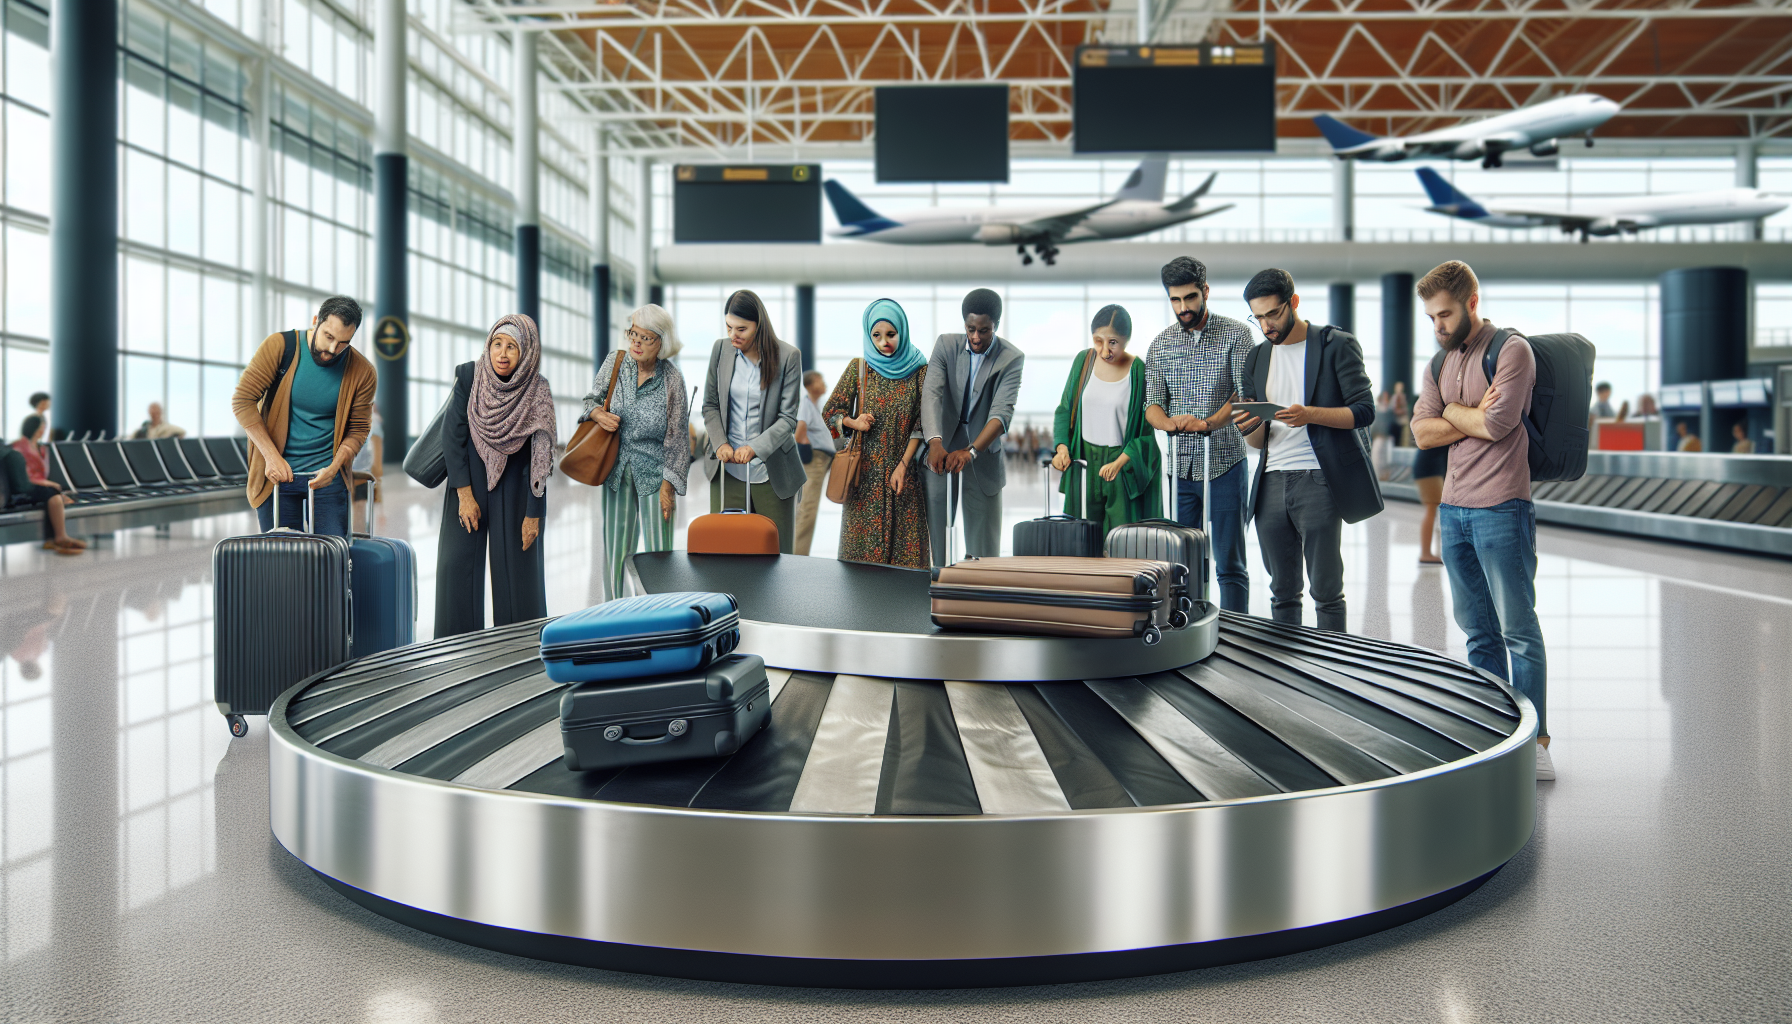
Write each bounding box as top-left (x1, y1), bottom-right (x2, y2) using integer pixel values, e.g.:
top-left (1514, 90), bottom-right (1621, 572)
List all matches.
top-left (1144, 256), bottom-right (1254, 613)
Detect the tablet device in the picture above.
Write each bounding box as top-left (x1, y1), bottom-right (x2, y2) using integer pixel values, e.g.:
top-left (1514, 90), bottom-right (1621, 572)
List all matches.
top-left (1233, 402), bottom-right (1285, 421)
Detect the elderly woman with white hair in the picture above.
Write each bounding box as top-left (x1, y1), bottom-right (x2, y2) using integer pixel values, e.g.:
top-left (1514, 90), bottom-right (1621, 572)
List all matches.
top-left (583, 303), bottom-right (692, 599)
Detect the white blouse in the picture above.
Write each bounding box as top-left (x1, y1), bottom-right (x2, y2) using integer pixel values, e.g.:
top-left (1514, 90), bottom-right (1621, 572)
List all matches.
top-left (1080, 372), bottom-right (1130, 448)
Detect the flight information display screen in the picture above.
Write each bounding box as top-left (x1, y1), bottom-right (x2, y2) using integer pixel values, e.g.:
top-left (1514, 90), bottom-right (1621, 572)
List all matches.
top-left (874, 85), bottom-right (1010, 182)
top-left (1073, 44), bottom-right (1277, 153)
top-left (672, 164), bottom-right (822, 243)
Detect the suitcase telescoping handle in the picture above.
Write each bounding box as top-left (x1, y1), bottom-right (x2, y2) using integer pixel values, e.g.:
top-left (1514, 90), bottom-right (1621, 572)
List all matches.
top-left (1039, 456), bottom-right (1090, 520)
top-left (269, 474), bottom-right (315, 534)
top-left (714, 455), bottom-right (762, 514)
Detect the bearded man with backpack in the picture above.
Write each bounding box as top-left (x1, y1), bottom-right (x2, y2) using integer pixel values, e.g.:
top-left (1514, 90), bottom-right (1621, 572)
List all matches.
top-left (1412, 260), bottom-right (1591, 783)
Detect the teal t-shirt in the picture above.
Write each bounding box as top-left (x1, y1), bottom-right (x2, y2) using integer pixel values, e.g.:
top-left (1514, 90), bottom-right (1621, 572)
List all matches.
top-left (284, 332), bottom-right (345, 473)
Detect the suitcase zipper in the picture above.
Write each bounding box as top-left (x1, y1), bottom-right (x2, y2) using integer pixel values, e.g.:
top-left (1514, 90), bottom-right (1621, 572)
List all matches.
top-left (541, 614), bottom-right (741, 662)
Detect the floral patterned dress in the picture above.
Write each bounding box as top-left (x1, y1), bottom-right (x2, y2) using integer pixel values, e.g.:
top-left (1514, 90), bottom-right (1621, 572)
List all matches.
top-left (823, 359), bottom-right (930, 569)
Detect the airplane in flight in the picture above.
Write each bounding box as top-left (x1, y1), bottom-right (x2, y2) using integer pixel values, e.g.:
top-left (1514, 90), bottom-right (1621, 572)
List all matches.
top-left (1415, 166), bottom-right (1786, 242)
top-left (822, 159), bottom-right (1233, 265)
top-left (1315, 94), bottom-right (1622, 168)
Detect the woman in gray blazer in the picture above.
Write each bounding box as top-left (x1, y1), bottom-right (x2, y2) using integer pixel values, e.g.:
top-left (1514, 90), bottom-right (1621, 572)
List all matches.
top-left (701, 289), bottom-right (805, 552)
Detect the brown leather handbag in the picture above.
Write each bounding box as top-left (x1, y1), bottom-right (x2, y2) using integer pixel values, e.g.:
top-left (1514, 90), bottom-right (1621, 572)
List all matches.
top-left (824, 358), bottom-right (867, 504)
top-left (561, 355), bottom-right (624, 486)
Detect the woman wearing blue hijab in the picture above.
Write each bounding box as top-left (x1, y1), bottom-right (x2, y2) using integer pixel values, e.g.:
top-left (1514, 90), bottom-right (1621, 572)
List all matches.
top-left (822, 298), bottom-right (931, 568)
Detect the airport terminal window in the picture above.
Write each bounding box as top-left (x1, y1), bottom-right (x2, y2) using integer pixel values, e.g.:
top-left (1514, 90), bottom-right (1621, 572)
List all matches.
top-left (0, 0), bottom-right (48, 434)
top-left (276, 0), bottom-right (369, 107)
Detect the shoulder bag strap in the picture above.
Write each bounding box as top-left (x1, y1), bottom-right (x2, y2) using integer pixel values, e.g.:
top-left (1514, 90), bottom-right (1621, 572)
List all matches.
top-left (262, 329), bottom-right (299, 410)
top-left (601, 351), bottom-right (623, 411)
top-left (1484, 327), bottom-right (1515, 384)
top-left (1067, 348), bottom-right (1095, 438)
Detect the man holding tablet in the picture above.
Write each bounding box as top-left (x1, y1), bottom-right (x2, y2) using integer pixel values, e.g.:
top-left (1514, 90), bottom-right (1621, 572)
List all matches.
top-left (1233, 269), bottom-right (1382, 632)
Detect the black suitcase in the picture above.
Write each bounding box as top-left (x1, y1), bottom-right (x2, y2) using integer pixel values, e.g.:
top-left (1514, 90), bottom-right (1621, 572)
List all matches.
top-left (1105, 436), bottom-right (1210, 607)
top-left (560, 653), bottom-right (770, 771)
top-left (212, 488), bottom-right (351, 737)
top-left (1012, 456), bottom-right (1103, 557)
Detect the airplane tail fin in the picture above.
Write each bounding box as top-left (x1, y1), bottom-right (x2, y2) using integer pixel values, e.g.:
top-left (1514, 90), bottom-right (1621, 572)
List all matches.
top-left (1313, 114), bottom-right (1380, 152)
top-left (1415, 167), bottom-right (1488, 218)
top-left (823, 179), bottom-right (890, 229)
top-left (1164, 172), bottom-right (1218, 213)
top-left (1113, 158), bottom-right (1168, 203)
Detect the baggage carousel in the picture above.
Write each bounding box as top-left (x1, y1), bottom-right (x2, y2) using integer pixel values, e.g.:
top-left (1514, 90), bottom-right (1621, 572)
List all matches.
top-left (269, 553), bottom-right (1536, 987)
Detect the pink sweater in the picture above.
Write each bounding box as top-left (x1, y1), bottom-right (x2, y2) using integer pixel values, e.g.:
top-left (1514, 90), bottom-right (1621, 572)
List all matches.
top-left (1412, 321), bottom-right (1535, 508)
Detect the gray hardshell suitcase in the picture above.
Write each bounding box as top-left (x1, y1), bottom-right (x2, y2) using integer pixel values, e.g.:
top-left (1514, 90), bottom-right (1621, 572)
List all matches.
top-left (212, 488), bottom-right (351, 737)
top-left (560, 653), bottom-right (770, 771)
top-left (1104, 433), bottom-right (1210, 607)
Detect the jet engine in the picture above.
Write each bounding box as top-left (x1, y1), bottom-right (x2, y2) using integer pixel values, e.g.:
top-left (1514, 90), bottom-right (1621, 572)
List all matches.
top-left (1452, 140), bottom-right (1488, 161)
top-left (1529, 138), bottom-right (1560, 158)
top-left (975, 224), bottom-right (1022, 245)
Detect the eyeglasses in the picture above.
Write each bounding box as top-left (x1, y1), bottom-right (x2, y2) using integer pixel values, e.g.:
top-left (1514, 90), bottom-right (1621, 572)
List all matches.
top-left (1246, 302), bottom-right (1289, 329)
top-left (626, 328), bottom-right (660, 346)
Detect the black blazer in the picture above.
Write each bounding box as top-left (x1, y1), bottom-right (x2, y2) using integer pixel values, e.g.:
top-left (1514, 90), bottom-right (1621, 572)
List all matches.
top-left (1241, 325), bottom-right (1383, 525)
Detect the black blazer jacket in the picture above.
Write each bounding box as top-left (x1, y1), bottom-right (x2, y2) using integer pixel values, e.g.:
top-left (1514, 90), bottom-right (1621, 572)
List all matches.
top-left (1241, 325), bottom-right (1384, 525)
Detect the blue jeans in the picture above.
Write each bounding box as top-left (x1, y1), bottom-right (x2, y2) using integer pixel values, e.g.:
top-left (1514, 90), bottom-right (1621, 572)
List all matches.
top-left (255, 473), bottom-right (350, 538)
top-left (1440, 499), bottom-right (1547, 736)
top-left (1176, 460), bottom-right (1250, 613)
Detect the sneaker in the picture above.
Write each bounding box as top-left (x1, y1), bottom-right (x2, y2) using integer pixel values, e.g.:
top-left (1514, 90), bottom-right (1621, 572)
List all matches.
top-left (1535, 742), bottom-right (1556, 782)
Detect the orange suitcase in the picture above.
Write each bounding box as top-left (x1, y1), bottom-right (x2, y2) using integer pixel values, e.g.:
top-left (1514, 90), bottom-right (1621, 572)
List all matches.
top-left (689, 462), bottom-right (781, 555)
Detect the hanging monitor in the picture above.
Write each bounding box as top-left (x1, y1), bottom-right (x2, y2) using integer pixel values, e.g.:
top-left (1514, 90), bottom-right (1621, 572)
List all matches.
top-left (874, 85), bottom-right (1010, 182)
top-left (1073, 43), bottom-right (1277, 153)
top-left (671, 164), bottom-right (822, 243)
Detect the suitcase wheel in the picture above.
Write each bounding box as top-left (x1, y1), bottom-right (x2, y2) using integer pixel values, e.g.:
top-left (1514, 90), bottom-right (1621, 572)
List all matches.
top-left (1170, 610), bottom-right (1190, 630)
top-left (226, 714), bottom-right (248, 738)
top-left (1142, 626), bottom-right (1162, 646)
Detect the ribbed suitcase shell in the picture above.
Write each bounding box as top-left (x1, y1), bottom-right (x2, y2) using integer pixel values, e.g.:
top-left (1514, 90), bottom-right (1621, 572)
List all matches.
top-left (929, 556), bottom-right (1182, 641)
top-left (1105, 520), bottom-right (1208, 605)
top-left (539, 591), bottom-right (740, 684)
top-left (560, 654), bottom-right (770, 771)
top-left (212, 532), bottom-right (351, 717)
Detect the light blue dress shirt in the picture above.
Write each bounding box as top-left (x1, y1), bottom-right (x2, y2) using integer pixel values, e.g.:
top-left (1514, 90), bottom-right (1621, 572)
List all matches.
top-left (725, 351), bottom-right (769, 484)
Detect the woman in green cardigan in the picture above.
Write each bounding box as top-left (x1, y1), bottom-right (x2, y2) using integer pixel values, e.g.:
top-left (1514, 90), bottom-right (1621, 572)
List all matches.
top-left (1050, 304), bottom-right (1162, 531)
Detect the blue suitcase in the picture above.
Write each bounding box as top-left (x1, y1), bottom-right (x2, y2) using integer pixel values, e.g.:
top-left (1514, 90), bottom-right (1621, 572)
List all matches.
top-left (539, 591), bottom-right (740, 684)
top-left (349, 477), bottom-right (417, 658)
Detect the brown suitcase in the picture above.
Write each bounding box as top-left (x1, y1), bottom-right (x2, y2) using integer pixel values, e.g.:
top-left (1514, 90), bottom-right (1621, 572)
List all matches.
top-left (929, 556), bottom-right (1185, 644)
top-left (689, 460), bottom-right (780, 555)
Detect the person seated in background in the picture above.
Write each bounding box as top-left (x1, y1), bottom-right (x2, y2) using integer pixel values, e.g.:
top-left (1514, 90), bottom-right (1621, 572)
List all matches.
top-left (1636, 393), bottom-right (1659, 418)
top-left (1675, 421), bottom-right (1702, 452)
top-left (11, 414), bottom-right (58, 490)
top-left (1731, 422), bottom-right (1755, 454)
top-left (1591, 382), bottom-right (1616, 421)
top-left (1050, 304), bottom-right (1161, 532)
top-left (4, 417), bottom-right (85, 554)
top-left (131, 402), bottom-right (186, 440)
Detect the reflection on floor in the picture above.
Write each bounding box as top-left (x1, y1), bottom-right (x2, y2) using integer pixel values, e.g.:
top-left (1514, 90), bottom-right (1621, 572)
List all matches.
top-left (1, 464), bottom-right (1788, 1020)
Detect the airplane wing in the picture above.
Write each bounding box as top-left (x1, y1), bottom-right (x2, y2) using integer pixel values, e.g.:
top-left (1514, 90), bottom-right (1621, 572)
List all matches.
top-left (1003, 198), bottom-right (1121, 241)
top-left (1164, 172), bottom-right (1219, 213)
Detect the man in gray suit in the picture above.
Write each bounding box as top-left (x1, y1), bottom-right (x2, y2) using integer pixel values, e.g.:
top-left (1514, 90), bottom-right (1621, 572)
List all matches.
top-left (923, 288), bottom-right (1025, 565)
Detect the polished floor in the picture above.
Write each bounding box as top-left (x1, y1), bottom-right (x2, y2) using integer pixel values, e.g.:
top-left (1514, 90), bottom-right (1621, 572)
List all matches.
top-left (0, 464), bottom-right (1788, 1021)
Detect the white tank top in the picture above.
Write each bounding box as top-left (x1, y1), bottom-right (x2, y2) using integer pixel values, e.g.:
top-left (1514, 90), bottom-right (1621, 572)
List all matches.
top-left (1080, 372), bottom-right (1129, 448)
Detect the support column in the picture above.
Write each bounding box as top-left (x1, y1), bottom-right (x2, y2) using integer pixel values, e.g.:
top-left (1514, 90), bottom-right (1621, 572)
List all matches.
top-left (1737, 140), bottom-right (1762, 242)
top-left (1379, 272), bottom-right (1415, 402)
top-left (1137, 0), bottom-right (1151, 43)
top-left (50, 0), bottom-right (118, 440)
top-left (636, 157), bottom-right (654, 307)
top-left (1661, 267), bottom-right (1749, 452)
top-left (513, 30), bottom-right (540, 325)
top-left (1327, 282), bottom-right (1354, 334)
top-left (795, 284), bottom-right (815, 369)
top-left (1332, 159), bottom-right (1354, 242)
top-left (372, 0), bottom-right (409, 460)
top-left (590, 129), bottom-right (610, 369)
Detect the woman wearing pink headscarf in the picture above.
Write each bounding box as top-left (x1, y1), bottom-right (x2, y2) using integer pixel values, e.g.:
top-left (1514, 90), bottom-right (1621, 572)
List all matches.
top-left (436, 314), bottom-right (557, 637)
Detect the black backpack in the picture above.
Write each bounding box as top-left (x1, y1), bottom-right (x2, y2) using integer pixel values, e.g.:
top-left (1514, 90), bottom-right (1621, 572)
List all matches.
top-left (1428, 328), bottom-right (1595, 483)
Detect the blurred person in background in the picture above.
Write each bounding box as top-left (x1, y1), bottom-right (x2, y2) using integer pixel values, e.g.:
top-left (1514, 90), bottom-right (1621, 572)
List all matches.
top-left (1731, 422), bottom-right (1754, 454)
top-left (1676, 421), bottom-right (1702, 452)
top-left (5, 415), bottom-right (83, 553)
top-left (131, 402), bottom-right (186, 440)
top-left (793, 369), bottom-right (836, 556)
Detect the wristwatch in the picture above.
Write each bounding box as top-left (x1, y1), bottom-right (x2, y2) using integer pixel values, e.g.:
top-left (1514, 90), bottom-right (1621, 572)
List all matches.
top-left (967, 447), bottom-right (979, 460)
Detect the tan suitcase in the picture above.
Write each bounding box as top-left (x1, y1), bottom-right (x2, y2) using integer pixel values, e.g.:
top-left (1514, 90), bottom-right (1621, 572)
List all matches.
top-left (928, 556), bottom-right (1187, 644)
